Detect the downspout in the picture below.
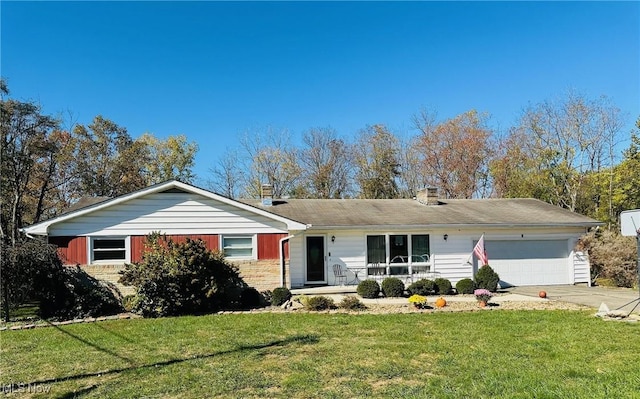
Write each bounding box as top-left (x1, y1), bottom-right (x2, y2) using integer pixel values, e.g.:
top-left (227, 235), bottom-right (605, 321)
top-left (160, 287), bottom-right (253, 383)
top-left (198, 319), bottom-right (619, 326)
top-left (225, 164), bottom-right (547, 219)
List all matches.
top-left (279, 234), bottom-right (296, 288)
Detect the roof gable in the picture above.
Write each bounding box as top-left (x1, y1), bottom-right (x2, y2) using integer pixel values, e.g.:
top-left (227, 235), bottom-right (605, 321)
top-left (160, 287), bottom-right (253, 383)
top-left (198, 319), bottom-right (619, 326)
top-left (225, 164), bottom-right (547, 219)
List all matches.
top-left (22, 180), bottom-right (307, 236)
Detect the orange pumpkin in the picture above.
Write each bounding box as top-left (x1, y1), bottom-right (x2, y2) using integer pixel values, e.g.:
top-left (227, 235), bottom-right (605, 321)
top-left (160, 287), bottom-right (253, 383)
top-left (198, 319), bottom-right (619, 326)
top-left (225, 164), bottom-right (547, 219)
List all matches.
top-left (435, 297), bottom-right (447, 308)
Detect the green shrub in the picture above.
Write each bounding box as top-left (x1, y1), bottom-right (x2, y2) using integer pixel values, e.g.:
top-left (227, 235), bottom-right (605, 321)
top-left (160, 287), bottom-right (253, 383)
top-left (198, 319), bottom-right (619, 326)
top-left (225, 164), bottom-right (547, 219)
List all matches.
top-left (339, 295), bottom-right (367, 311)
top-left (357, 280), bottom-right (381, 299)
top-left (1, 240), bottom-right (122, 321)
top-left (41, 266), bottom-right (124, 319)
top-left (119, 233), bottom-right (247, 317)
top-left (407, 279), bottom-right (436, 296)
top-left (271, 287), bottom-right (292, 306)
top-left (304, 296), bottom-right (335, 311)
top-left (240, 287), bottom-right (264, 309)
top-left (474, 265), bottom-right (500, 292)
top-left (455, 278), bottom-right (476, 294)
top-left (434, 278), bottom-right (452, 295)
top-left (381, 277), bottom-right (405, 297)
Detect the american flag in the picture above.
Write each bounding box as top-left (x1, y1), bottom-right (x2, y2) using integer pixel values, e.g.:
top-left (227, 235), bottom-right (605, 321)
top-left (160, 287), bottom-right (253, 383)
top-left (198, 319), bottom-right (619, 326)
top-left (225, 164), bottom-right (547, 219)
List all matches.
top-left (473, 234), bottom-right (489, 265)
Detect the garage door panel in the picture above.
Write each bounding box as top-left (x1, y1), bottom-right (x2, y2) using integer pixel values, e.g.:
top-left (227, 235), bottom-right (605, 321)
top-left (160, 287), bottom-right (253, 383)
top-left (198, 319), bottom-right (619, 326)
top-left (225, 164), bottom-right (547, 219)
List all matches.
top-left (483, 240), bottom-right (569, 286)
top-left (484, 240), bottom-right (568, 260)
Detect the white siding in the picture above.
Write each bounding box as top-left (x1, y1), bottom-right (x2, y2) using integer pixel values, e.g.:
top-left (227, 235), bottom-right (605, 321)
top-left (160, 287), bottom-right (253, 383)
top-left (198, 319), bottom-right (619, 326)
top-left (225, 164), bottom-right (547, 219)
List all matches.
top-left (573, 251), bottom-right (591, 285)
top-left (289, 235), bottom-right (306, 288)
top-left (287, 227), bottom-right (589, 287)
top-left (50, 193), bottom-right (289, 236)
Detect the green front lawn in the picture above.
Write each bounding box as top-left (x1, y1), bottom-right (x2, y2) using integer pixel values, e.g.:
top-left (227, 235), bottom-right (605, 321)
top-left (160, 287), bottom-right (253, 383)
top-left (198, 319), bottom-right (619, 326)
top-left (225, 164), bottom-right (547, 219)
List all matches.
top-left (1, 311), bottom-right (638, 398)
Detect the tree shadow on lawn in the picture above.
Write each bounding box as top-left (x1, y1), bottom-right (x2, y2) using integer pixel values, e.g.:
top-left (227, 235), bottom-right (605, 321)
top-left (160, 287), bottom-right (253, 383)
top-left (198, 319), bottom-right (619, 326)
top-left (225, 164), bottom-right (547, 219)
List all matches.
top-left (44, 321), bottom-right (136, 365)
top-left (9, 331), bottom-right (319, 398)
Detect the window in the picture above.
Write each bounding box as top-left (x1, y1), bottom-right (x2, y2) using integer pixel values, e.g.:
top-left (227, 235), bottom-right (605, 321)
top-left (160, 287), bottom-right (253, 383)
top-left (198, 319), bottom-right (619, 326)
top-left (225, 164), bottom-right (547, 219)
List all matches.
top-left (390, 235), bottom-right (408, 262)
top-left (91, 237), bottom-right (128, 263)
top-left (366, 235), bottom-right (386, 264)
top-left (411, 235), bottom-right (430, 262)
top-left (222, 236), bottom-right (254, 258)
top-left (366, 234), bottom-right (431, 265)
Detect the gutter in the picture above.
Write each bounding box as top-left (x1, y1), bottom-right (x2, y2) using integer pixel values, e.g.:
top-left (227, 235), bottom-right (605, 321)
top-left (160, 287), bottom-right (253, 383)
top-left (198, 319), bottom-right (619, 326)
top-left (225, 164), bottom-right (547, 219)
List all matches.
top-left (18, 227), bottom-right (38, 240)
top-left (305, 222), bottom-right (604, 230)
top-left (279, 234), bottom-right (297, 287)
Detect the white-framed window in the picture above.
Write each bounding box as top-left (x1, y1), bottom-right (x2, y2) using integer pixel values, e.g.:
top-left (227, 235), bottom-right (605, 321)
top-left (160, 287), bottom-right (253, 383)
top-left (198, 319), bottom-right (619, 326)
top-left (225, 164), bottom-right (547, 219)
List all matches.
top-left (221, 235), bottom-right (255, 259)
top-left (90, 237), bottom-right (130, 264)
top-left (366, 234), bottom-right (431, 265)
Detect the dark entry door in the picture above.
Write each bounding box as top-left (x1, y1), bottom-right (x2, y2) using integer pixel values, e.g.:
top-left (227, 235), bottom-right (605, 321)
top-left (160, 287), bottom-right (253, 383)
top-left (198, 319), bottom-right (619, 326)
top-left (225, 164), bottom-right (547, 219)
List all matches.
top-left (306, 236), bottom-right (325, 283)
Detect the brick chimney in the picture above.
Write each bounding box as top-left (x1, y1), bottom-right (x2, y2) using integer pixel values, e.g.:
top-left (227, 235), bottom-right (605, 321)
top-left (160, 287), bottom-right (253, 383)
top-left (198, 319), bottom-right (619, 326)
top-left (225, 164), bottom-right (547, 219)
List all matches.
top-left (416, 187), bottom-right (440, 205)
top-left (261, 184), bottom-right (273, 206)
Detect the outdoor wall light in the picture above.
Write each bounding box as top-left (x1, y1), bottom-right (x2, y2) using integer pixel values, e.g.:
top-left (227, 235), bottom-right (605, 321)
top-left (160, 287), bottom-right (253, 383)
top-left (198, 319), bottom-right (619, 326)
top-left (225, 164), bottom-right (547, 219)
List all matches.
top-left (443, 234), bottom-right (448, 241)
top-left (331, 235), bottom-right (336, 243)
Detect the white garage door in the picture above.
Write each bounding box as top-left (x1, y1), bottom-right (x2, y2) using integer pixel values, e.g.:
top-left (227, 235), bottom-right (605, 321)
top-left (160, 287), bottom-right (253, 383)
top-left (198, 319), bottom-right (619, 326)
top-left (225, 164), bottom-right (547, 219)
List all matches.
top-left (483, 240), bottom-right (570, 287)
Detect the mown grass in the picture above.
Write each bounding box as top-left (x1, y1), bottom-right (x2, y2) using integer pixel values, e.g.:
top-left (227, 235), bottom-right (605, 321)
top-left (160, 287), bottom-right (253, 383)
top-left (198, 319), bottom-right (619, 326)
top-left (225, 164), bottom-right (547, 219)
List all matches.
top-left (1, 310), bottom-right (639, 398)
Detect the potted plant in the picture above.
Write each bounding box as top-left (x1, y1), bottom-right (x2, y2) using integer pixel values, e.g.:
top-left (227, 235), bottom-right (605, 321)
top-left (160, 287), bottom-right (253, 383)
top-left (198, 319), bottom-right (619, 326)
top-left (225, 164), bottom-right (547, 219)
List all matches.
top-left (474, 289), bottom-right (493, 307)
top-left (408, 294), bottom-right (427, 309)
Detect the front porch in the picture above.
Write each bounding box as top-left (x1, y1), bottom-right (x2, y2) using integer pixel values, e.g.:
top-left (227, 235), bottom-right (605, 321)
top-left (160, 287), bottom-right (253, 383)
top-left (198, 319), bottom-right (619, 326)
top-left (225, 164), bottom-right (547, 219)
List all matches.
top-left (328, 262), bottom-right (442, 288)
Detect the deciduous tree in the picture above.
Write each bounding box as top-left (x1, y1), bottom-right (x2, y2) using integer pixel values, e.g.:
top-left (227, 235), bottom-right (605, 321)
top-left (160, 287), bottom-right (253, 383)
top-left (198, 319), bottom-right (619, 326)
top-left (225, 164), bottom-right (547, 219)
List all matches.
top-left (73, 116), bottom-right (148, 197)
top-left (494, 91), bottom-right (624, 212)
top-left (138, 133), bottom-right (198, 184)
top-left (0, 81), bottom-right (59, 244)
top-left (207, 150), bottom-right (244, 199)
top-left (239, 128), bottom-right (302, 198)
top-left (353, 124), bottom-right (401, 199)
top-left (298, 127), bottom-right (351, 198)
top-left (414, 109), bottom-right (493, 199)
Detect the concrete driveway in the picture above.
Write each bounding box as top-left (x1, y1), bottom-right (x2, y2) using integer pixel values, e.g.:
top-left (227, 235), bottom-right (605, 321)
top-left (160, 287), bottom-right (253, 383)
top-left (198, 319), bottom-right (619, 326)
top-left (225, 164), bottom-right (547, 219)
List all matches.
top-left (507, 285), bottom-right (640, 314)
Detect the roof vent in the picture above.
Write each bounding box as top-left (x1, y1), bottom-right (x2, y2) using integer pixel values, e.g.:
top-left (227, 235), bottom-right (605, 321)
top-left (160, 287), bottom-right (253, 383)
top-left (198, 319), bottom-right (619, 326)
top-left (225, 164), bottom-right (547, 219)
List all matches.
top-left (261, 184), bottom-right (273, 206)
top-left (416, 187), bottom-right (440, 205)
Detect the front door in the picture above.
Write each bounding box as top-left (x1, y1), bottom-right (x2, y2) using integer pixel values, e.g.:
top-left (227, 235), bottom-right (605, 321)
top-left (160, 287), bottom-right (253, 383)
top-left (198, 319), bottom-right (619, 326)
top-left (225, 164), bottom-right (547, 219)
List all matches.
top-left (306, 236), bottom-right (326, 283)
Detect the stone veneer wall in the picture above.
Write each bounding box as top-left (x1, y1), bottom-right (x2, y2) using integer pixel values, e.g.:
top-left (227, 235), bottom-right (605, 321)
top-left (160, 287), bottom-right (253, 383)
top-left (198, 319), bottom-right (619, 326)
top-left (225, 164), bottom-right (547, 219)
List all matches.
top-left (80, 265), bottom-right (136, 297)
top-left (79, 260), bottom-right (289, 298)
top-left (232, 259), bottom-right (290, 292)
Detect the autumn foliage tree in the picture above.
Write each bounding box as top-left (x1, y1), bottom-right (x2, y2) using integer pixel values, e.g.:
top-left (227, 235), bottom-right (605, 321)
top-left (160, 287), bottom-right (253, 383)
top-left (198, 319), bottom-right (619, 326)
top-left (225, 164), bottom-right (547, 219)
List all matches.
top-left (414, 109), bottom-right (493, 199)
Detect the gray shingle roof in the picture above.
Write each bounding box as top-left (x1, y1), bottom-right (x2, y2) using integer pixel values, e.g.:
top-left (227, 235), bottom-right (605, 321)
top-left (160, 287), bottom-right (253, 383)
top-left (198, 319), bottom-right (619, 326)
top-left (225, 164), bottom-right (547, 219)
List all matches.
top-left (241, 198), bottom-right (601, 229)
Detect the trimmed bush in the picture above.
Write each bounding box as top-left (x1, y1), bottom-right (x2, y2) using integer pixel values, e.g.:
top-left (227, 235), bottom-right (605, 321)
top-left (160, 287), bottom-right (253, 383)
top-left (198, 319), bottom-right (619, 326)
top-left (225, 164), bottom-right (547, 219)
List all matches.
top-left (339, 295), bottom-right (367, 311)
top-left (357, 280), bottom-right (381, 299)
top-left (434, 278), bottom-right (452, 295)
top-left (455, 278), bottom-right (476, 295)
top-left (474, 264), bottom-right (500, 292)
top-left (381, 277), bottom-right (405, 297)
top-left (304, 296), bottom-right (335, 311)
top-left (407, 279), bottom-right (436, 296)
top-left (271, 287), bottom-right (292, 306)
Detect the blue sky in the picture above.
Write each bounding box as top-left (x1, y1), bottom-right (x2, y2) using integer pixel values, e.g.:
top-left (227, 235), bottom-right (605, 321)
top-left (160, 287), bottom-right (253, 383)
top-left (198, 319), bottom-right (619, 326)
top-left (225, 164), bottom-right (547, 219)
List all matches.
top-left (2, 1), bottom-right (638, 183)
